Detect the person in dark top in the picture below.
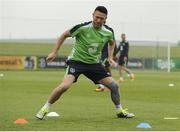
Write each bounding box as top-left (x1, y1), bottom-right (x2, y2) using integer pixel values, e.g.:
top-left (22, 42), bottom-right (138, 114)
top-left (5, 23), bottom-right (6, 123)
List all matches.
top-left (116, 33), bottom-right (134, 83)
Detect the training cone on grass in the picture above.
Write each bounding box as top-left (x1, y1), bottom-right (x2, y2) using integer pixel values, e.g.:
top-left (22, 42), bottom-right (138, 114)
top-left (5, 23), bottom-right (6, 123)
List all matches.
top-left (46, 112), bottom-right (60, 117)
top-left (14, 118), bottom-right (28, 124)
top-left (136, 122), bottom-right (151, 129)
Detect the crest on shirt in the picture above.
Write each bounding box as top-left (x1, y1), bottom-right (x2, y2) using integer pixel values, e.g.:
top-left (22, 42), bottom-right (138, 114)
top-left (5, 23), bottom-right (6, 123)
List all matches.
top-left (70, 68), bottom-right (75, 73)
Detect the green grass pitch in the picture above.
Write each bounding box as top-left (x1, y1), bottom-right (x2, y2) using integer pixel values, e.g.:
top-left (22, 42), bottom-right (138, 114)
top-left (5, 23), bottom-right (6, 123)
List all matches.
top-left (1, 42), bottom-right (180, 58)
top-left (0, 70), bottom-right (179, 130)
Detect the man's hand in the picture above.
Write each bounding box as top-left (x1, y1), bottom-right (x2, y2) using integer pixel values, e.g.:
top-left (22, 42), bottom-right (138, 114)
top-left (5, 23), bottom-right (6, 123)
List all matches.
top-left (46, 30), bottom-right (70, 62)
top-left (124, 56), bottom-right (127, 61)
top-left (113, 56), bottom-right (118, 61)
top-left (108, 58), bottom-right (118, 68)
top-left (46, 52), bottom-right (57, 62)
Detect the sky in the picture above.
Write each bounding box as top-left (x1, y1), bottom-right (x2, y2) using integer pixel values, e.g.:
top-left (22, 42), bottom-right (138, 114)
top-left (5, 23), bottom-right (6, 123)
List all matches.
top-left (0, 0), bottom-right (179, 42)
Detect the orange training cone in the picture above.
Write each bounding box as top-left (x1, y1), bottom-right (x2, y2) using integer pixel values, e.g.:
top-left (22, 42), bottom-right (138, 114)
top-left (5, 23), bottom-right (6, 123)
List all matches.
top-left (14, 118), bottom-right (28, 124)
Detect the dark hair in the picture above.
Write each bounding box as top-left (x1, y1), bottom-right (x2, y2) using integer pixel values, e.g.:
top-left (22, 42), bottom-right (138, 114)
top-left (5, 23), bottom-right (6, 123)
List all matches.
top-left (94, 6), bottom-right (108, 15)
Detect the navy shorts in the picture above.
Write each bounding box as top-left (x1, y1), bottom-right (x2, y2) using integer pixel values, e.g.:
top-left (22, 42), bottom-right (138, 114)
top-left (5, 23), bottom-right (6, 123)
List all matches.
top-left (66, 60), bottom-right (111, 84)
top-left (118, 56), bottom-right (128, 66)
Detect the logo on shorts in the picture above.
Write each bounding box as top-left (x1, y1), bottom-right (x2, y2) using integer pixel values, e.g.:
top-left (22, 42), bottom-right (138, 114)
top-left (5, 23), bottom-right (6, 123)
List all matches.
top-left (70, 68), bottom-right (75, 73)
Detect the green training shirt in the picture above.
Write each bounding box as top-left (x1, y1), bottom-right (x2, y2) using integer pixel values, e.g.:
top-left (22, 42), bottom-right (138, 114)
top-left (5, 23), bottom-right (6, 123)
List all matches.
top-left (68, 21), bottom-right (115, 64)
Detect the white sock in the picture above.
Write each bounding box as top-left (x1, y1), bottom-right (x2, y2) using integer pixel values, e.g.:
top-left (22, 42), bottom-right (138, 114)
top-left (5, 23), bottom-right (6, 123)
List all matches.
top-left (116, 104), bottom-right (123, 110)
top-left (99, 84), bottom-right (105, 88)
top-left (42, 101), bottom-right (51, 109)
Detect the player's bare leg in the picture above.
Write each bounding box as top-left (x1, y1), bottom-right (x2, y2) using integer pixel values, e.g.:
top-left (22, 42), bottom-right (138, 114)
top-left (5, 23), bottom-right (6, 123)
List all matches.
top-left (48, 75), bottom-right (75, 103)
top-left (99, 77), bottom-right (134, 118)
top-left (119, 66), bottom-right (134, 82)
top-left (36, 75), bottom-right (75, 119)
top-left (119, 65), bottom-right (125, 82)
top-left (121, 66), bottom-right (134, 80)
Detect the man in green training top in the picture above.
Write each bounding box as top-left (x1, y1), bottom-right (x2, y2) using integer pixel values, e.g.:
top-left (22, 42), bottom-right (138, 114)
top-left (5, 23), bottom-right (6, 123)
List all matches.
top-left (36, 6), bottom-right (134, 119)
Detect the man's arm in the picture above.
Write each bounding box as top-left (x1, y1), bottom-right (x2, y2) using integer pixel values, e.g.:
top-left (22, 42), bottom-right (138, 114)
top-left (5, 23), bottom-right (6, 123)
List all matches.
top-left (108, 41), bottom-right (117, 67)
top-left (46, 30), bottom-right (71, 62)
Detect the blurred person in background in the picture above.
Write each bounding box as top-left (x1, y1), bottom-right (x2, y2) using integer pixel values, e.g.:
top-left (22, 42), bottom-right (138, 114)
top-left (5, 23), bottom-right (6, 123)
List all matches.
top-left (116, 33), bottom-right (134, 83)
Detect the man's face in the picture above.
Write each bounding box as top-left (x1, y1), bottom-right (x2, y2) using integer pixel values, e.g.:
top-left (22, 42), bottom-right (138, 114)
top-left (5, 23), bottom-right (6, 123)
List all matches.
top-left (92, 10), bottom-right (107, 29)
top-left (121, 34), bottom-right (126, 41)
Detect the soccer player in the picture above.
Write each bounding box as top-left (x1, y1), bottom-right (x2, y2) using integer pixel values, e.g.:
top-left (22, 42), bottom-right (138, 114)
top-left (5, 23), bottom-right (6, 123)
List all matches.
top-left (117, 33), bottom-right (134, 82)
top-left (95, 41), bottom-right (117, 92)
top-left (36, 6), bottom-right (134, 119)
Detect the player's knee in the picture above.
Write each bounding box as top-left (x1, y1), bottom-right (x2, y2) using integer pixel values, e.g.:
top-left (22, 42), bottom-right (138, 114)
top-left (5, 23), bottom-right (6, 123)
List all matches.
top-left (106, 81), bottom-right (119, 93)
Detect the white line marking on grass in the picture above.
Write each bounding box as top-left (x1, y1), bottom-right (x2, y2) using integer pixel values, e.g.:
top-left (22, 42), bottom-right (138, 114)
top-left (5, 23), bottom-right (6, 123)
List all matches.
top-left (164, 117), bottom-right (179, 120)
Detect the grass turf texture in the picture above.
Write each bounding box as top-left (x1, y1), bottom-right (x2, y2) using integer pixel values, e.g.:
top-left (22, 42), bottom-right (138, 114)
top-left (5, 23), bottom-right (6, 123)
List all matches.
top-left (0, 70), bottom-right (179, 131)
top-left (1, 42), bottom-right (180, 58)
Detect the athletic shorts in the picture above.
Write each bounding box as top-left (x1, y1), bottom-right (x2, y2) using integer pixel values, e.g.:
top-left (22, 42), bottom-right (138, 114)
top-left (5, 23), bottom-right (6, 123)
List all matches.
top-left (118, 56), bottom-right (128, 66)
top-left (66, 60), bottom-right (111, 84)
